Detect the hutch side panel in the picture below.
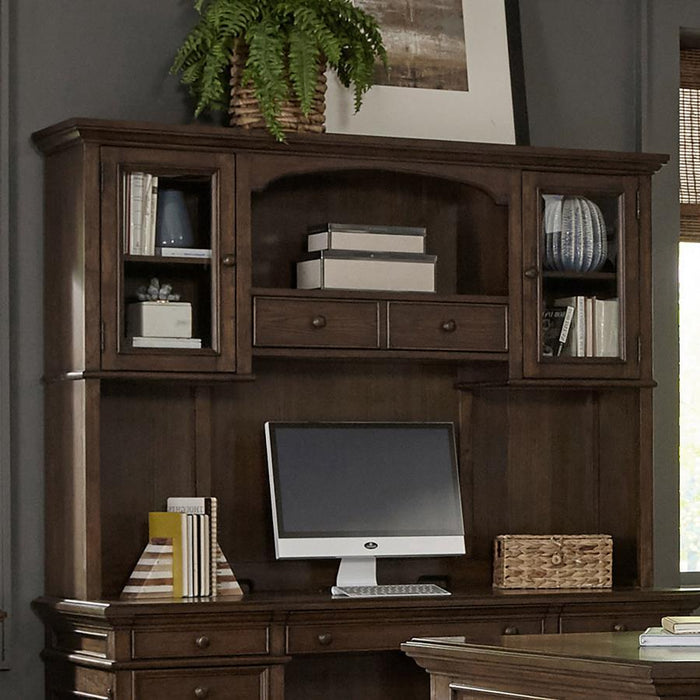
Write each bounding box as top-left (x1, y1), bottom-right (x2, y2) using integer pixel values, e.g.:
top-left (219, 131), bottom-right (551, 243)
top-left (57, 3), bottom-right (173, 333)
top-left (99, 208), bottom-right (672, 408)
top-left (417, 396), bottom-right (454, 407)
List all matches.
top-left (99, 382), bottom-right (199, 598)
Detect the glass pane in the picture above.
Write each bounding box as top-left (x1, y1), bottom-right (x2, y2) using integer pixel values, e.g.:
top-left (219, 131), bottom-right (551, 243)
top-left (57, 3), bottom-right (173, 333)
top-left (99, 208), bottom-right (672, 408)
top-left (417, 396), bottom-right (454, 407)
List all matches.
top-left (121, 170), bottom-right (214, 352)
top-left (679, 240), bottom-right (700, 572)
top-left (540, 192), bottom-right (620, 360)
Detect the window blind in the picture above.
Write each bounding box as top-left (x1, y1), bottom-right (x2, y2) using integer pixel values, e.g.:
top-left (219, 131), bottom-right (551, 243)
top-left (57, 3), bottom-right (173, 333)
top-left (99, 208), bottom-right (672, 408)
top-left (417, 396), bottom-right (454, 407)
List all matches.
top-left (680, 49), bottom-right (700, 240)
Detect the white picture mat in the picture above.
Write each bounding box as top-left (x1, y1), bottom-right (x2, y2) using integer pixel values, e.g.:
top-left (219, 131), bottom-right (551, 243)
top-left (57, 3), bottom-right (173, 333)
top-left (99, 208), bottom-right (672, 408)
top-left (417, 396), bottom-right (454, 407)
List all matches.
top-left (325, 0), bottom-right (516, 143)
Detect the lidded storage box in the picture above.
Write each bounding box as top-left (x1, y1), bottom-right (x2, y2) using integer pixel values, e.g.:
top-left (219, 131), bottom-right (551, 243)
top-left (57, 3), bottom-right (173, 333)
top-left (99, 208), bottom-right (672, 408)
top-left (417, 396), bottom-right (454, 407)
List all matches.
top-left (493, 534), bottom-right (612, 589)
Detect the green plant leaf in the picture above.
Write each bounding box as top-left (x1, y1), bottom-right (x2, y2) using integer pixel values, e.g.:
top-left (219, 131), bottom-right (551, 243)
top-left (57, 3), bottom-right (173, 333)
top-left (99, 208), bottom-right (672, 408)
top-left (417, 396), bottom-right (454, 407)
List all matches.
top-left (171, 0), bottom-right (387, 139)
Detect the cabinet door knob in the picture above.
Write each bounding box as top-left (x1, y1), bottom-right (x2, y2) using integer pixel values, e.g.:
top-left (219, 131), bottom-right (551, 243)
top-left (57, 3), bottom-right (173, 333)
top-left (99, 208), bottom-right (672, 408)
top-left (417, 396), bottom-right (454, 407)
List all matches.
top-left (195, 635), bottom-right (210, 649)
top-left (441, 319), bottom-right (457, 333)
top-left (524, 267), bottom-right (539, 279)
top-left (194, 687), bottom-right (209, 699)
top-left (503, 626), bottom-right (520, 635)
top-left (318, 632), bottom-right (333, 645)
top-left (613, 623), bottom-right (627, 632)
top-left (312, 315), bottom-right (327, 329)
top-left (221, 254), bottom-right (236, 267)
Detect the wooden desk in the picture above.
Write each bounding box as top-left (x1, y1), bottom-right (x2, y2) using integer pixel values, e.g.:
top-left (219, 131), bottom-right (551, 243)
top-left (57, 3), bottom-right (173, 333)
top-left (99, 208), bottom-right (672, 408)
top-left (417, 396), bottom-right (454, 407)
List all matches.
top-left (402, 632), bottom-right (700, 699)
top-left (34, 591), bottom-right (700, 699)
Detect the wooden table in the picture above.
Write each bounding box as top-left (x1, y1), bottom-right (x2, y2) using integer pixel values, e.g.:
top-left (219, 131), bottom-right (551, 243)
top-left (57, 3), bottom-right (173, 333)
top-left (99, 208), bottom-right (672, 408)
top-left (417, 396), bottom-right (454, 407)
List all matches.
top-left (402, 632), bottom-right (700, 699)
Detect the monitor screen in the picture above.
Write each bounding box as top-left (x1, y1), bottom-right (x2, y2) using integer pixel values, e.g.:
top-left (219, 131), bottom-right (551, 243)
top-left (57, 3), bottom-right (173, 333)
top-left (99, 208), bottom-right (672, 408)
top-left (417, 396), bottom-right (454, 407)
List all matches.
top-left (265, 421), bottom-right (466, 586)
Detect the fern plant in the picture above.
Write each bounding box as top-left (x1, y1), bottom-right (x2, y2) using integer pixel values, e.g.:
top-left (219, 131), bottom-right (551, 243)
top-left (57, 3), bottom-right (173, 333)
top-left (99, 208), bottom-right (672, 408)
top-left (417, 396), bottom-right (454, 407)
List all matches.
top-left (172, 0), bottom-right (387, 141)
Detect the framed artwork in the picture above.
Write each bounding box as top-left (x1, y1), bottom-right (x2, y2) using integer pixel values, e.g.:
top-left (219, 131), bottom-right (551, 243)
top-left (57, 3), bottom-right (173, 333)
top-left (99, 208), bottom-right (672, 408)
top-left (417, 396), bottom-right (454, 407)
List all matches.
top-left (325, 0), bottom-right (529, 144)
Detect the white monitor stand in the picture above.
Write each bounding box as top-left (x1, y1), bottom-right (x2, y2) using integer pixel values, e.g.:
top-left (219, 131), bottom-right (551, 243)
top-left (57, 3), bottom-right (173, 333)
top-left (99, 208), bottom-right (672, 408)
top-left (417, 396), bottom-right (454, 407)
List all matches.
top-left (334, 557), bottom-right (377, 589)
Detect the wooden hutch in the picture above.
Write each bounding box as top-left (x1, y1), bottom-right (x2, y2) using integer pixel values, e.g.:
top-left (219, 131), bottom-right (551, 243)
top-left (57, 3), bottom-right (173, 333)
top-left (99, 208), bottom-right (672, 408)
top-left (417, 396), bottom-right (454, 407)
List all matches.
top-left (31, 119), bottom-right (700, 699)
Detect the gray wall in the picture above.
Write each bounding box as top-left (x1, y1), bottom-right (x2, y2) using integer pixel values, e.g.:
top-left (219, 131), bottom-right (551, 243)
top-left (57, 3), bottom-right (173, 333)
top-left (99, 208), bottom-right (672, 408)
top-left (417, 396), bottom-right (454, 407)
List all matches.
top-left (1, 1), bottom-right (692, 696)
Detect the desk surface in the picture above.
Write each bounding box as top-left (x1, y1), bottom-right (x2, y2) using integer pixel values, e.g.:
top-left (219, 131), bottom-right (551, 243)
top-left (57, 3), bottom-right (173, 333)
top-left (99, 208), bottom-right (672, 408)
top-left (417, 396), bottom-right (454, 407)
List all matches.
top-left (411, 631), bottom-right (700, 664)
top-left (403, 632), bottom-right (700, 699)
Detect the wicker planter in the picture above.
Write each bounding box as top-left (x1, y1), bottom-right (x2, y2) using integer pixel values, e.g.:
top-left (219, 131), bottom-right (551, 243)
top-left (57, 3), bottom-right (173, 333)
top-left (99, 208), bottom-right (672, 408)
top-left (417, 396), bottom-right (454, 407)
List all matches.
top-left (493, 534), bottom-right (613, 589)
top-left (229, 45), bottom-right (326, 134)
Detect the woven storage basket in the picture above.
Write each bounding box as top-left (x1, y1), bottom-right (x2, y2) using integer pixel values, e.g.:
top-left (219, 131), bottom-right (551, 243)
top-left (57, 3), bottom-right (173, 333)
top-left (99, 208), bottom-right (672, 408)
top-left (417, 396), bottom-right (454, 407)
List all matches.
top-left (493, 534), bottom-right (612, 589)
top-left (229, 44), bottom-right (326, 134)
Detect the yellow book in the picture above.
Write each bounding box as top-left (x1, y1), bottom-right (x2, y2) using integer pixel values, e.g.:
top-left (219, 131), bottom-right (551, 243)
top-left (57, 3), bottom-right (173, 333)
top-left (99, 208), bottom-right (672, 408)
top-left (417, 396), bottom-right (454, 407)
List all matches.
top-left (148, 511), bottom-right (188, 598)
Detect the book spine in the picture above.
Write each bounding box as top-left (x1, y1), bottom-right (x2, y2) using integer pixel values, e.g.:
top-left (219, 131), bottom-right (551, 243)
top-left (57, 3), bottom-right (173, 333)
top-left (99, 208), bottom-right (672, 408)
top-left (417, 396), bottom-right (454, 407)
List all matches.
top-left (557, 305), bottom-right (575, 356)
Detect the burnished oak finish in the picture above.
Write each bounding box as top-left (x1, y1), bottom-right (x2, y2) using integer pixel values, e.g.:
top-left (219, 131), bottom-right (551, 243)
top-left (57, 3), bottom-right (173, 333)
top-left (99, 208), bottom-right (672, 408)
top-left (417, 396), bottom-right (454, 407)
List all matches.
top-left (403, 631), bottom-right (700, 698)
top-left (34, 590), bottom-right (700, 700)
top-left (32, 118), bottom-right (698, 698)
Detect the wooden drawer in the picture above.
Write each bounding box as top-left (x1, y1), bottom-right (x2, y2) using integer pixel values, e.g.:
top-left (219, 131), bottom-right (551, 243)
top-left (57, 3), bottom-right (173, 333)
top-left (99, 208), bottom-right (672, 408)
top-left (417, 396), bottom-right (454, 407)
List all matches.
top-left (387, 302), bottom-right (507, 352)
top-left (133, 666), bottom-right (270, 699)
top-left (132, 626), bottom-right (269, 659)
top-left (287, 617), bottom-right (542, 654)
top-left (559, 613), bottom-right (660, 634)
top-left (254, 297), bottom-right (380, 348)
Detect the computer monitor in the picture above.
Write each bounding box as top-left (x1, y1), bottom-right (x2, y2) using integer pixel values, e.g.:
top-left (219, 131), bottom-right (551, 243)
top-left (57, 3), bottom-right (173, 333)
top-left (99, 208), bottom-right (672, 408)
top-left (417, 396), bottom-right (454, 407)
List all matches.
top-left (264, 421), bottom-right (466, 589)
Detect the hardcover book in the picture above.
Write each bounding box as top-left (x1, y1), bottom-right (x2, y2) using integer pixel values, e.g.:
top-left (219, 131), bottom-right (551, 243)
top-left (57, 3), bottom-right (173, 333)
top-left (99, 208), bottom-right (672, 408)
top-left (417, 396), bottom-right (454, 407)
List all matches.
top-left (148, 511), bottom-right (189, 597)
top-left (639, 627), bottom-right (700, 646)
top-left (662, 616), bottom-right (700, 634)
top-left (542, 305), bottom-right (574, 357)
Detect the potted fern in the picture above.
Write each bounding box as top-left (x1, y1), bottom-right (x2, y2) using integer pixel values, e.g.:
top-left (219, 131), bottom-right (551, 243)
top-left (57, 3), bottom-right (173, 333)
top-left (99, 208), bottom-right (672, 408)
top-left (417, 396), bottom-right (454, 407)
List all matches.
top-left (172, 0), bottom-right (387, 141)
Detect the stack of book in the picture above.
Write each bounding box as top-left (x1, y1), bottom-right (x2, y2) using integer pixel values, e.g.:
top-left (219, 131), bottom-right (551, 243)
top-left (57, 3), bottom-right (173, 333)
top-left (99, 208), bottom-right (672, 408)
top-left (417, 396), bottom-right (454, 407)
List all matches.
top-left (121, 496), bottom-right (243, 599)
top-left (124, 172), bottom-right (159, 256)
top-left (296, 223), bottom-right (436, 292)
top-left (553, 295), bottom-right (619, 357)
top-left (639, 616), bottom-right (700, 646)
top-left (123, 172), bottom-right (211, 259)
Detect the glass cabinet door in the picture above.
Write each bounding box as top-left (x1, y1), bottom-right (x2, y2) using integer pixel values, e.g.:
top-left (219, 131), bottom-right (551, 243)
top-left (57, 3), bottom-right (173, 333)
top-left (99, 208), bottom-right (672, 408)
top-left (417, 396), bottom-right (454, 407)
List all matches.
top-left (522, 172), bottom-right (641, 380)
top-left (100, 147), bottom-right (237, 374)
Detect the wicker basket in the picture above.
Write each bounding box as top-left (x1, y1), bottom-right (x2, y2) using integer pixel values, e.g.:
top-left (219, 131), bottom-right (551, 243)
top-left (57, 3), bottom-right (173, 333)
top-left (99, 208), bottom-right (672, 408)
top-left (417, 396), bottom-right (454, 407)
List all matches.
top-left (229, 44), bottom-right (326, 135)
top-left (493, 534), bottom-right (613, 589)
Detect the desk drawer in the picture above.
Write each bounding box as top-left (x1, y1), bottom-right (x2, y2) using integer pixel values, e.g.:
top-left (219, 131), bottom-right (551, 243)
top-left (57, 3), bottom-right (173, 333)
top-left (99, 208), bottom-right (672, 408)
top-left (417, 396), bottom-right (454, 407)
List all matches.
top-left (388, 302), bottom-right (507, 352)
top-left (254, 297), bottom-right (380, 348)
top-left (288, 617), bottom-right (542, 654)
top-left (133, 666), bottom-right (270, 699)
top-left (133, 626), bottom-right (269, 659)
top-left (559, 613), bottom-right (659, 634)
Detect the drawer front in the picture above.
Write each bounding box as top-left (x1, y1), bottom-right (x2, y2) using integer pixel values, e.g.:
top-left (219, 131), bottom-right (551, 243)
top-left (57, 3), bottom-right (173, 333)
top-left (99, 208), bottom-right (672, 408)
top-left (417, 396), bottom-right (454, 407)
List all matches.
top-left (133, 626), bottom-right (269, 659)
top-left (254, 297), bottom-right (380, 348)
top-left (559, 613), bottom-right (660, 634)
top-left (388, 302), bottom-right (507, 352)
top-left (287, 617), bottom-right (542, 654)
top-left (133, 666), bottom-right (269, 699)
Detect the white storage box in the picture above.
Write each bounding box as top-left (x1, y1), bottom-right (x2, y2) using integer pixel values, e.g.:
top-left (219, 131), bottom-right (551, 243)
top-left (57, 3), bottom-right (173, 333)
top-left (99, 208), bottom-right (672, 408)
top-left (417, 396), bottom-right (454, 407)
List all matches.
top-left (127, 302), bottom-right (192, 338)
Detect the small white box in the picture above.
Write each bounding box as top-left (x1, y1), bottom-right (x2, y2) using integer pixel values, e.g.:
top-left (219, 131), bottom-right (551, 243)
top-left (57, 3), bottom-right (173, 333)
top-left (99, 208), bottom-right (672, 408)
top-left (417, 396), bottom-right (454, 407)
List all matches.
top-left (127, 302), bottom-right (192, 338)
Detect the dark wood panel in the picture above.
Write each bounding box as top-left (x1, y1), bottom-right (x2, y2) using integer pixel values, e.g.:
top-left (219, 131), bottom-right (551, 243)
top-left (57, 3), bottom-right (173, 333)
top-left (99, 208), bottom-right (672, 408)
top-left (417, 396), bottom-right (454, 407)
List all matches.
top-left (99, 382), bottom-right (197, 597)
top-left (284, 652), bottom-right (428, 700)
top-left (251, 170), bottom-right (508, 296)
top-left (210, 359), bottom-right (463, 592)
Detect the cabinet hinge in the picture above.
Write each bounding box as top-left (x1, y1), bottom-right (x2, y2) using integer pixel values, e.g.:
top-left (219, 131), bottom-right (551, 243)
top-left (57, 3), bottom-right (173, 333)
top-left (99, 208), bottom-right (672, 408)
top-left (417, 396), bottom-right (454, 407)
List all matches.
top-left (636, 190), bottom-right (641, 220)
top-left (637, 335), bottom-right (642, 365)
top-left (100, 321), bottom-right (105, 353)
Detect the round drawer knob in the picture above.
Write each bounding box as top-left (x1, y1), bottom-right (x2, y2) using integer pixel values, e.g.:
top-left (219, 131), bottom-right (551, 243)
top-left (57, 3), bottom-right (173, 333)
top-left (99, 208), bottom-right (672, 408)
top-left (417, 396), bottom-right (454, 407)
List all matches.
top-left (503, 626), bottom-right (520, 635)
top-left (613, 623), bottom-right (627, 632)
top-left (195, 635), bottom-right (210, 649)
top-left (524, 267), bottom-right (539, 279)
top-left (311, 315), bottom-right (327, 329)
top-left (318, 632), bottom-right (333, 646)
top-left (194, 687), bottom-right (209, 699)
top-left (441, 319), bottom-right (457, 333)
top-left (221, 254), bottom-right (236, 267)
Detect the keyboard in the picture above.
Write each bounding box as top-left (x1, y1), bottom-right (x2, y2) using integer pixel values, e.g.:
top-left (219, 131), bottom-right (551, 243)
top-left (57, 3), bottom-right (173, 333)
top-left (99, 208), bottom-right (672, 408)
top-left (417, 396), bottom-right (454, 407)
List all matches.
top-left (331, 583), bottom-right (451, 598)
